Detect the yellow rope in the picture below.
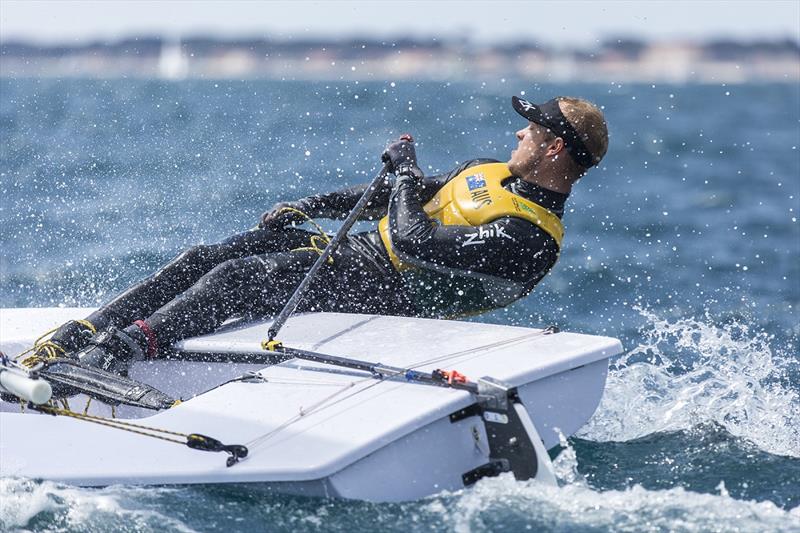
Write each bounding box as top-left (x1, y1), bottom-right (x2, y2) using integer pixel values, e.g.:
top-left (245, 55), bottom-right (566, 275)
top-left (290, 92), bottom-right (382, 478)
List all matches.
top-left (78, 319), bottom-right (97, 334)
top-left (275, 207), bottom-right (336, 265)
top-left (16, 319), bottom-right (97, 368)
top-left (11, 320), bottom-right (143, 418)
top-left (16, 326), bottom-right (64, 365)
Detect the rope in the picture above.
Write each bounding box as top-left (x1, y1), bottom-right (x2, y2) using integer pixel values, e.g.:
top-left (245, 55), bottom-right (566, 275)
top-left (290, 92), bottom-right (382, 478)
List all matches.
top-left (259, 375), bottom-right (356, 387)
top-left (246, 377), bottom-right (376, 450)
top-left (34, 404), bottom-right (189, 445)
top-left (245, 330), bottom-right (552, 449)
top-left (11, 312), bottom-right (551, 459)
top-left (277, 207), bottom-right (335, 264)
top-left (32, 403), bottom-right (248, 466)
top-left (16, 319), bottom-right (97, 368)
top-left (407, 329), bottom-right (549, 370)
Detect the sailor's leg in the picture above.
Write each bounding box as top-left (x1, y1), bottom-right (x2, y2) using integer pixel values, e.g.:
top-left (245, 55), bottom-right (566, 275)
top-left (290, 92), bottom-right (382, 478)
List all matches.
top-left (80, 227), bottom-right (315, 332)
top-left (125, 251), bottom-right (318, 357)
top-left (44, 227), bottom-right (313, 357)
top-left (296, 245), bottom-right (416, 316)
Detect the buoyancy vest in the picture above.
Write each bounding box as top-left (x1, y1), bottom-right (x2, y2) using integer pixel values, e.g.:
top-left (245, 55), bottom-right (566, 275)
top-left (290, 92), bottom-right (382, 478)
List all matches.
top-left (378, 162), bottom-right (564, 271)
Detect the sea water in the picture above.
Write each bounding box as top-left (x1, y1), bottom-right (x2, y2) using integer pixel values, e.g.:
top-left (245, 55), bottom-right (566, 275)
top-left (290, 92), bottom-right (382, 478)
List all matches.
top-left (0, 79), bottom-right (798, 532)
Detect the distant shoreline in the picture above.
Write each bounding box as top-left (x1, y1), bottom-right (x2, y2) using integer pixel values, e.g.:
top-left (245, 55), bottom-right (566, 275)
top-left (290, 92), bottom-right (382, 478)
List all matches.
top-left (2, 36), bottom-right (798, 83)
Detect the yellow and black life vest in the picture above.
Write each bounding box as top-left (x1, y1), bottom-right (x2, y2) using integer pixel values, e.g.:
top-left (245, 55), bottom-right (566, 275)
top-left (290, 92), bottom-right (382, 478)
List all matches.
top-left (378, 162), bottom-right (564, 271)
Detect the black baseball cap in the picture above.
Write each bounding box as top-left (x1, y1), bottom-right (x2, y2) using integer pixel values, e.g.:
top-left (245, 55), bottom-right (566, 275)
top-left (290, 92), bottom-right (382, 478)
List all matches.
top-left (512, 96), bottom-right (595, 168)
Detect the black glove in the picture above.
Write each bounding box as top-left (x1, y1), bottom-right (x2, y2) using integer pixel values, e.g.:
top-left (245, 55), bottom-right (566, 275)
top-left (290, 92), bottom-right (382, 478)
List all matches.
top-left (382, 134), bottom-right (423, 179)
top-left (259, 201), bottom-right (308, 229)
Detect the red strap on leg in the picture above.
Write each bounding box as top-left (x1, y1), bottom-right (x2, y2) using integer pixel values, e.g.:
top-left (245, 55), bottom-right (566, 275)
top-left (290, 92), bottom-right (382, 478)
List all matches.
top-left (133, 320), bottom-right (158, 359)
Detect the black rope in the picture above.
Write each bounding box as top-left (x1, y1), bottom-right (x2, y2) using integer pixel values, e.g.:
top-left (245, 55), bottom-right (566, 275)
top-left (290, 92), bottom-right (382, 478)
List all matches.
top-left (33, 403), bottom-right (248, 467)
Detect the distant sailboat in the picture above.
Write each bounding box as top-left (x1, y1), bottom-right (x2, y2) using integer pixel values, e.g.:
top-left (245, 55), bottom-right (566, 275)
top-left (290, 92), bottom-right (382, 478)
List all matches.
top-left (158, 40), bottom-right (189, 80)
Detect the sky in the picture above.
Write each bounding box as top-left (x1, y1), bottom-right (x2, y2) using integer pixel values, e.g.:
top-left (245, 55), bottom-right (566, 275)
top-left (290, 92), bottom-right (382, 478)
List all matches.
top-left (1, 0), bottom-right (799, 46)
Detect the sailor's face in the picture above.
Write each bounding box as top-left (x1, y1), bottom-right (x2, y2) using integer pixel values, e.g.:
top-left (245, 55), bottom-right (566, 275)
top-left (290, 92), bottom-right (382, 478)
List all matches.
top-left (508, 122), bottom-right (553, 176)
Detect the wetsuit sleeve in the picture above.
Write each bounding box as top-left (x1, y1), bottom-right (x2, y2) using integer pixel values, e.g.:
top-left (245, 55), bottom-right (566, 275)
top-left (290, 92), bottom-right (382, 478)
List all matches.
top-left (292, 159), bottom-right (499, 221)
top-left (387, 175), bottom-right (558, 283)
top-left (291, 174), bottom-right (442, 221)
top-left (289, 179), bottom-right (386, 221)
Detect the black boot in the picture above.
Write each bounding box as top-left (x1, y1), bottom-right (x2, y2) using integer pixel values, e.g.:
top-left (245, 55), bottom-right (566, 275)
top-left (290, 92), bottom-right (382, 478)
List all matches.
top-left (74, 327), bottom-right (145, 377)
top-left (33, 320), bottom-right (96, 360)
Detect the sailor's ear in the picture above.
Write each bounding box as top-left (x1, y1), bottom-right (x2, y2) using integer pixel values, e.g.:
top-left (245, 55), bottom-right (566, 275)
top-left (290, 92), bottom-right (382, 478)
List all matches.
top-left (546, 136), bottom-right (565, 157)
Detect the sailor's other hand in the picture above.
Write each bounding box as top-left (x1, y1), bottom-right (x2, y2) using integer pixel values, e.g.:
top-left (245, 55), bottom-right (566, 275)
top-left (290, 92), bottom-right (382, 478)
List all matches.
top-left (259, 202), bottom-right (307, 229)
top-left (382, 134), bottom-right (422, 177)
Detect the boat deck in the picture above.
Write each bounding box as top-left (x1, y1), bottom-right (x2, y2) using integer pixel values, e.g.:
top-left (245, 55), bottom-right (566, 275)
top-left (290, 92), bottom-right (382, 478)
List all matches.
top-left (1, 308), bottom-right (621, 496)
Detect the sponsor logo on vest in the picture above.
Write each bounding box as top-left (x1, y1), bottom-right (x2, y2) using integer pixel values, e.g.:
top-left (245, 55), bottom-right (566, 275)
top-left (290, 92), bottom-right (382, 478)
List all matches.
top-left (462, 222), bottom-right (515, 247)
top-left (512, 197), bottom-right (544, 223)
top-left (465, 173), bottom-right (492, 208)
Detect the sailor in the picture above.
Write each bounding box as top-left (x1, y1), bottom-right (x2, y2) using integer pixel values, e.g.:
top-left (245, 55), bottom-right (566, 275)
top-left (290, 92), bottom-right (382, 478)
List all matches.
top-left (37, 95), bottom-right (608, 376)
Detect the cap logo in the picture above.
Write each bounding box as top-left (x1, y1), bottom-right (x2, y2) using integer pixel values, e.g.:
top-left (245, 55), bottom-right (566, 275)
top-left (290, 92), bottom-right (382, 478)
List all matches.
top-left (513, 95), bottom-right (596, 168)
top-left (517, 98), bottom-right (535, 112)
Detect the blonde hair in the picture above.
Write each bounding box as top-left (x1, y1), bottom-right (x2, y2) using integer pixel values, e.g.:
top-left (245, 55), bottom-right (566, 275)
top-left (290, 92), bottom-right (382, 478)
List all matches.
top-left (557, 97), bottom-right (609, 168)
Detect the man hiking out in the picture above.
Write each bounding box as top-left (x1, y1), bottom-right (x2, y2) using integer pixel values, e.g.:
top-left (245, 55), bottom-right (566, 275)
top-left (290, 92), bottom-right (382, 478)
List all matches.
top-left (30, 95), bottom-right (609, 377)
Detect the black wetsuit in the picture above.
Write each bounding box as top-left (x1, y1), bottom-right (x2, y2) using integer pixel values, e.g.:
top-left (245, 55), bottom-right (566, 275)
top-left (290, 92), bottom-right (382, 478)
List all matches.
top-left (86, 159), bottom-right (567, 354)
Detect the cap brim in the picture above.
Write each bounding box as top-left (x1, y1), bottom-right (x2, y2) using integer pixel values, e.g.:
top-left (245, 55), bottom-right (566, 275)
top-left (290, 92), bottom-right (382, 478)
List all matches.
top-left (512, 95), bottom-right (541, 121)
top-left (512, 95), bottom-right (598, 168)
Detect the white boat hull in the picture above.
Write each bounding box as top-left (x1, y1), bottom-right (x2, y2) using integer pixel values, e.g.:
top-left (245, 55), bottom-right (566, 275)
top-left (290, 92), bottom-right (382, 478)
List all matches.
top-left (0, 308), bottom-right (621, 501)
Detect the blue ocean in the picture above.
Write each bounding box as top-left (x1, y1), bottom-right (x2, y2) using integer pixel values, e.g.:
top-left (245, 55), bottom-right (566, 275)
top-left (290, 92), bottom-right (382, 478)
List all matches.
top-left (1, 79), bottom-right (798, 531)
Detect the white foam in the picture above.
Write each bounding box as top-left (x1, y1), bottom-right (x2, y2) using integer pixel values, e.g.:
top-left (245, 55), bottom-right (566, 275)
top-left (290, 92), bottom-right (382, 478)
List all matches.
top-left (425, 430), bottom-right (798, 532)
top-left (550, 428), bottom-right (588, 487)
top-left (0, 478), bottom-right (197, 532)
top-left (0, 478), bottom-right (58, 529)
top-left (579, 308), bottom-right (800, 458)
top-left (427, 475), bottom-right (798, 533)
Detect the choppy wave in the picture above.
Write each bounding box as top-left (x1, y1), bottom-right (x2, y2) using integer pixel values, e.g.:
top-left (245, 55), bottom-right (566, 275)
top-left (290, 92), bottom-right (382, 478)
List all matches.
top-left (1, 78), bottom-right (798, 532)
top-left (0, 479), bottom-right (196, 532)
top-left (422, 437), bottom-right (799, 532)
top-left (427, 476), bottom-right (800, 533)
top-left (580, 308), bottom-right (800, 458)
top-left (4, 466), bottom-right (798, 533)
